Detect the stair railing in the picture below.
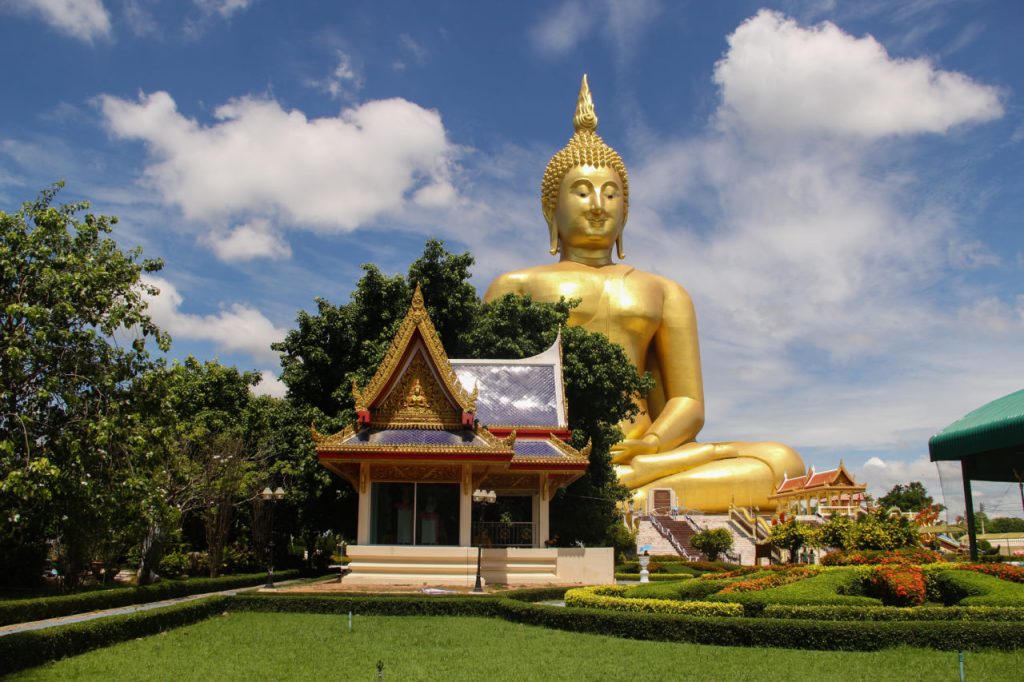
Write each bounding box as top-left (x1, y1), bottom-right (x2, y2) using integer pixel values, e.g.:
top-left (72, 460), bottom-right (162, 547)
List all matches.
top-left (649, 515), bottom-right (697, 561)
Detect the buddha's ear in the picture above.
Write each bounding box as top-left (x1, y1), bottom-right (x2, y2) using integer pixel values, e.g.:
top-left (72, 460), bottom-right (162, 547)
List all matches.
top-left (545, 208), bottom-right (559, 256)
top-left (616, 233), bottom-right (625, 260)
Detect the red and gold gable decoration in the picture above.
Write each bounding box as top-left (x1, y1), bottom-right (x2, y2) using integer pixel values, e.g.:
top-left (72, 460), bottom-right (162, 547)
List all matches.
top-left (350, 285), bottom-right (477, 429)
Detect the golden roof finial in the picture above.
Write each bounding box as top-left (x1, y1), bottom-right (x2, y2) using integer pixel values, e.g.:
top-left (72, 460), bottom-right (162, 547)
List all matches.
top-left (411, 283), bottom-right (425, 310)
top-left (573, 74), bottom-right (598, 133)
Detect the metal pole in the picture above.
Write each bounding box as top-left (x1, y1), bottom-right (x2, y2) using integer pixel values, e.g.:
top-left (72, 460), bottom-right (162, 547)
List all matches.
top-left (962, 460), bottom-right (978, 562)
top-left (473, 544), bottom-right (483, 593)
top-left (264, 502), bottom-right (276, 588)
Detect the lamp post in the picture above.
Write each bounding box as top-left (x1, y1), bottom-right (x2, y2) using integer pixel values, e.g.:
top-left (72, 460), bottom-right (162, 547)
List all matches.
top-left (261, 485), bottom-right (286, 588)
top-left (472, 489), bottom-right (496, 593)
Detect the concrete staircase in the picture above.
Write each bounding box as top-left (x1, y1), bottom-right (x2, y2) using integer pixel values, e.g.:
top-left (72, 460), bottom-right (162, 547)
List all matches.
top-left (636, 518), bottom-right (678, 556)
top-left (688, 514), bottom-right (757, 565)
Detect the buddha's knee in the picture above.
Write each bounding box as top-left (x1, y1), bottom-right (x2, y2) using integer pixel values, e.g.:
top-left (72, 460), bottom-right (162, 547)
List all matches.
top-left (639, 457), bottom-right (776, 512)
top-left (729, 441), bottom-right (805, 483)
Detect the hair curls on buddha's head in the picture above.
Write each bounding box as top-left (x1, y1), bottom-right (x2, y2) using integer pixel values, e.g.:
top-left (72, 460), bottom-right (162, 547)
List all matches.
top-left (541, 75), bottom-right (630, 258)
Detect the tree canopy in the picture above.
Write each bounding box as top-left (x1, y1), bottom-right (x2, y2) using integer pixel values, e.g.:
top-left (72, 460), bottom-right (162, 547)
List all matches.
top-left (0, 184), bottom-right (167, 586)
top-left (878, 482), bottom-right (933, 513)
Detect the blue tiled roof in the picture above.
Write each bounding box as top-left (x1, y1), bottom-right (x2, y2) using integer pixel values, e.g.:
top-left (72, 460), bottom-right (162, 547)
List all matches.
top-left (345, 429), bottom-right (485, 447)
top-left (453, 364), bottom-right (559, 427)
top-left (512, 440), bottom-right (562, 458)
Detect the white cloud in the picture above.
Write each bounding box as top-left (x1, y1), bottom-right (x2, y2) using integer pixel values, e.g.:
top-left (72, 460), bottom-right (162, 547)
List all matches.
top-left (142, 275), bottom-right (286, 363)
top-left (99, 91), bottom-right (458, 260)
top-left (202, 218), bottom-right (292, 262)
top-left (528, 0), bottom-right (660, 65)
top-left (7, 0), bottom-right (112, 43)
top-left (529, 1), bottom-right (594, 55)
top-left (252, 370), bottom-right (287, 398)
top-left (309, 50), bottom-right (363, 99)
top-left (714, 9), bottom-right (1003, 138)
top-left (193, 0), bottom-right (252, 19)
top-left (858, 455), bottom-right (942, 501)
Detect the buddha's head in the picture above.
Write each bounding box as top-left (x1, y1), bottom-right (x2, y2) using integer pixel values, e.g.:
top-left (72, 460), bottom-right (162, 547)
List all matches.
top-left (542, 75), bottom-right (630, 260)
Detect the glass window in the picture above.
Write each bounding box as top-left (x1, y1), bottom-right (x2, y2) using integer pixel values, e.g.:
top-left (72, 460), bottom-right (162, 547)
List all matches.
top-left (370, 482), bottom-right (460, 546)
top-left (416, 483), bottom-right (459, 546)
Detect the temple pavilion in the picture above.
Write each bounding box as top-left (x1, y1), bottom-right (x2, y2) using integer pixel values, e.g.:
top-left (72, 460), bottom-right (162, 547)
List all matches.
top-left (768, 462), bottom-right (867, 519)
top-left (312, 287), bottom-right (609, 586)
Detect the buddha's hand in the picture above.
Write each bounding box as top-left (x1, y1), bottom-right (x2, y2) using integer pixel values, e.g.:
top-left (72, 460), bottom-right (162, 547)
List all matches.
top-left (610, 434), bottom-right (660, 464)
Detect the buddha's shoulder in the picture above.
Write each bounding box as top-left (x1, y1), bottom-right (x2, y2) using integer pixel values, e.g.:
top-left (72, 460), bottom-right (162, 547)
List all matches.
top-left (625, 268), bottom-right (693, 301)
top-left (484, 264), bottom-right (565, 298)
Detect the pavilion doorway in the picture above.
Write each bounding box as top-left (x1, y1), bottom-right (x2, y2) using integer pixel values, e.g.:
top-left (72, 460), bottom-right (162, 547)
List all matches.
top-left (369, 482), bottom-right (460, 546)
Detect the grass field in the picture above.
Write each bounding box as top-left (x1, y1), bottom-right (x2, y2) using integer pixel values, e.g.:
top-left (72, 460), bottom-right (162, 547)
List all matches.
top-left (10, 612), bottom-right (1024, 681)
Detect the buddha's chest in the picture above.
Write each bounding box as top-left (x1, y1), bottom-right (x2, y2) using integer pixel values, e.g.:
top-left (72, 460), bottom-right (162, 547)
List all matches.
top-left (543, 270), bottom-right (661, 345)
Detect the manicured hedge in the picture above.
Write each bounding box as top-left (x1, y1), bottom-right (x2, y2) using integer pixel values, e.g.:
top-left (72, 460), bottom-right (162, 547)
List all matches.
top-left (931, 569), bottom-right (1024, 607)
top-left (492, 599), bottom-right (1024, 651)
top-left (709, 568), bottom-right (880, 614)
top-left (229, 592), bottom-right (502, 617)
top-left (613, 573), bottom-right (693, 582)
top-left (565, 585), bottom-right (742, 617)
top-left (625, 577), bottom-right (733, 601)
top-left (762, 604), bottom-right (1024, 621)
top-left (0, 570), bottom-right (301, 626)
top-left (0, 596), bottom-right (227, 675)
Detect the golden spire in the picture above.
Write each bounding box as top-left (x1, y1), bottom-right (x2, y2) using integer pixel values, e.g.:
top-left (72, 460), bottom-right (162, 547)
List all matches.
top-left (573, 74), bottom-right (598, 132)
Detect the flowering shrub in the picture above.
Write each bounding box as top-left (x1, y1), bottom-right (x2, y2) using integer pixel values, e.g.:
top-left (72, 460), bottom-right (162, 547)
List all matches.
top-left (718, 566), bottom-right (817, 594)
top-left (958, 563), bottom-right (1024, 584)
top-left (821, 548), bottom-right (943, 566)
top-left (866, 564), bottom-right (927, 607)
top-left (698, 566), bottom-right (758, 581)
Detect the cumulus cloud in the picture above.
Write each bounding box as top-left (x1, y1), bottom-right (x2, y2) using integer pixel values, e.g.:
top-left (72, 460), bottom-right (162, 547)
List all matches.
top-left (7, 0), bottom-right (112, 43)
top-left (714, 9), bottom-right (1003, 138)
top-left (252, 370), bottom-right (287, 398)
top-left (858, 455), bottom-right (942, 501)
top-left (614, 9), bottom-right (1013, 458)
top-left (99, 91), bottom-right (458, 261)
top-left (202, 218), bottom-right (292, 262)
top-left (142, 275), bottom-right (286, 363)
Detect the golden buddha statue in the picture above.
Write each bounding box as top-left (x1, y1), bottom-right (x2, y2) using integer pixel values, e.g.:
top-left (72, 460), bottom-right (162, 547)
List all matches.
top-left (484, 76), bottom-right (805, 512)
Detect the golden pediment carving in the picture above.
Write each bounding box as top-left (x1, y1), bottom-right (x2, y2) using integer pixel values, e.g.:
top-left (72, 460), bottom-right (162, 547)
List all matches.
top-left (375, 354), bottom-right (461, 427)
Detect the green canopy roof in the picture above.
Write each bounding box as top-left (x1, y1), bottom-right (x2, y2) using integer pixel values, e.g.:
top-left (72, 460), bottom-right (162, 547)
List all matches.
top-left (929, 389), bottom-right (1024, 482)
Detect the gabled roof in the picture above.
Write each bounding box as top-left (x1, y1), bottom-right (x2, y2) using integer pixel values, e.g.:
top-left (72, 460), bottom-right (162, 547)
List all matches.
top-left (451, 332), bottom-right (567, 430)
top-left (771, 462), bottom-right (864, 495)
top-left (351, 285), bottom-right (476, 429)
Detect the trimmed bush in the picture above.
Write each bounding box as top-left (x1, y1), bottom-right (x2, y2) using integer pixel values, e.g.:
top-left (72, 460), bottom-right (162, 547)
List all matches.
top-left (494, 599), bottom-right (1024, 651)
top-left (0, 569), bottom-right (301, 626)
top-left (711, 568), bottom-right (880, 614)
top-left (614, 573), bottom-right (693, 582)
top-left (821, 548), bottom-right (944, 566)
top-left (930, 569), bottom-right (1024, 607)
top-left (565, 585), bottom-right (742, 617)
top-left (762, 604), bottom-right (1024, 621)
top-left (719, 566), bottom-right (817, 594)
top-left (958, 563), bottom-right (1024, 584)
top-left (626, 577), bottom-right (734, 601)
top-left (0, 596), bottom-right (227, 675)
top-left (229, 592), bottom-right (502, 617)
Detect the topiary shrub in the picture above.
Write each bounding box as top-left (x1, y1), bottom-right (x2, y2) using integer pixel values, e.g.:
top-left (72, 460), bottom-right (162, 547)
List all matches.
top-left (865, 564), bottom-right (927, 607)
top-left (565, 585), bottom-right (743, 617)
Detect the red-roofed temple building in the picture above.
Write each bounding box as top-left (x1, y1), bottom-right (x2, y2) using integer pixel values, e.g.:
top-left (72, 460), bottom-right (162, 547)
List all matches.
top-left (312, 287), bottom-right (611, 586)
top-left (768, 463), bottom-right (867, 518)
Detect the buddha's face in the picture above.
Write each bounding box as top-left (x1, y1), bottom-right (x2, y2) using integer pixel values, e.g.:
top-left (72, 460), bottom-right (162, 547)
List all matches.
top-left (548, 164), bottom-right (625, 254)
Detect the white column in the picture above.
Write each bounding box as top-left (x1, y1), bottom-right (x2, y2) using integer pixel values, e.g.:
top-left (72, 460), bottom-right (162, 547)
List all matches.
top-left (532, 494), bottom-right (541, 548)
top-left (538, 490), bottom-right (550, 548)
top-left (357, 464), bottom-right (371, 545)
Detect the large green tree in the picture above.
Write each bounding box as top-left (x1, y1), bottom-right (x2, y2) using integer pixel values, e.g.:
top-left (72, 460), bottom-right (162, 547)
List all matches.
top-left (0, 184), bottom-right (167, 587)
top-left (878, 481), bottom-right (933, 513)
top-left (275, 240), bottom-right (651, 549)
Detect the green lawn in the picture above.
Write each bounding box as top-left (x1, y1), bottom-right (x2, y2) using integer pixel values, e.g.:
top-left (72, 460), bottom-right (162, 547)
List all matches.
top-left (10, 612), bottom-right (1024, 681)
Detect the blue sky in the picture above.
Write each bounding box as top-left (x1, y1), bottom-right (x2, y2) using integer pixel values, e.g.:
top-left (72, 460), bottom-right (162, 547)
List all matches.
top-left (2, 0), bottom-right (1023, 515)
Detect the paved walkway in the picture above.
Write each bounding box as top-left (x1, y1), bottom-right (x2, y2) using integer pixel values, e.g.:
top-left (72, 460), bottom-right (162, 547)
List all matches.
top-left (0, 578), bottom-right (313, 638)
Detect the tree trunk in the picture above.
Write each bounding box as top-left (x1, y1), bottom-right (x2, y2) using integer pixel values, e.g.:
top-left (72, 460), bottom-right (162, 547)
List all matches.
top-left (137, 524), bottom-right (165, 585)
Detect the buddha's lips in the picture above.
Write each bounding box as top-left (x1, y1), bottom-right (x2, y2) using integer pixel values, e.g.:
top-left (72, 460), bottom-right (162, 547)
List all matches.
top-left (586, 216), bottom-right (607, 228)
